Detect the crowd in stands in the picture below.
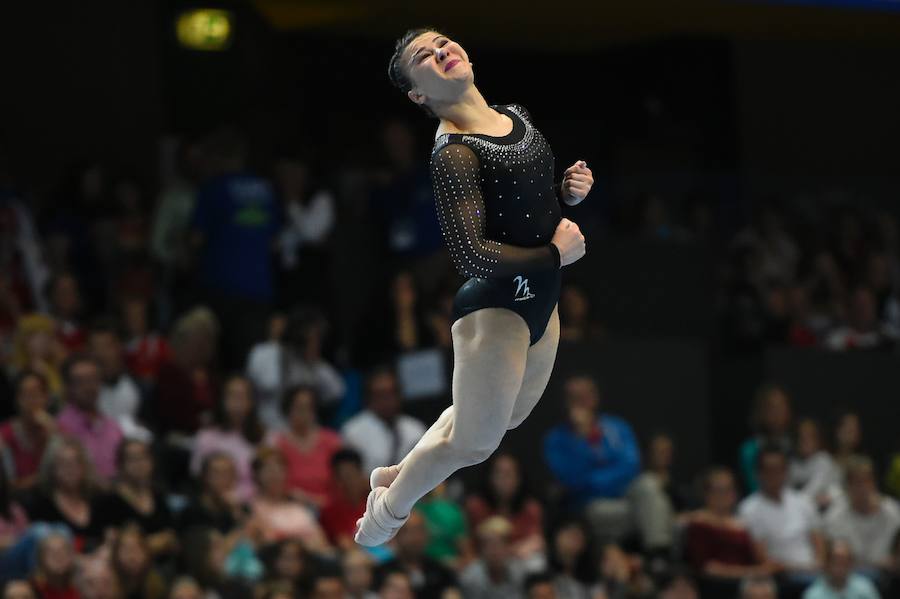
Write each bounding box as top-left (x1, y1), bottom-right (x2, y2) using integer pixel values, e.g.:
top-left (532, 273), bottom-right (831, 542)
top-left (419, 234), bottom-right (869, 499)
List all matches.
top-left (1, 122), bottom-right (899, 599)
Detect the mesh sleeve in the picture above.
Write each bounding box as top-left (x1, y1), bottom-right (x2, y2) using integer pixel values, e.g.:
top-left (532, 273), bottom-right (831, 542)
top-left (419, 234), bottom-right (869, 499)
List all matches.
top-left (430, 142), bottom-right (559, 279)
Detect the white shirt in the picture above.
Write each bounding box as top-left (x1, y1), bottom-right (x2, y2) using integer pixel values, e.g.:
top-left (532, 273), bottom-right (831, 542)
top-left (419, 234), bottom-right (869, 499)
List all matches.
top-left (99, 374), bottom-right (152, 442)
top-left (790, 451), bottom-right (840, 503)
top-left (825, 495), bottom-right (900, 568)
top-left (739, 489), bottom-right (821, 569)
top-left (340, 409), bottom-right (426, 475)
top-left (278, 190), bottom-right (336, 268)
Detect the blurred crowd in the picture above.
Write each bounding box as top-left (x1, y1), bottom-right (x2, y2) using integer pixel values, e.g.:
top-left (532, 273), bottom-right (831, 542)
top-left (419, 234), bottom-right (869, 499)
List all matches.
top-left (0, 122), bottom-right (899, 599)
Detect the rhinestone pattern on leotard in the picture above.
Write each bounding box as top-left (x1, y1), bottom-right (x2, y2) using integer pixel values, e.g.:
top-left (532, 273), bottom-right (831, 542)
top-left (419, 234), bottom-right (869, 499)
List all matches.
top-left (430, 103), bottom-right (561, 279)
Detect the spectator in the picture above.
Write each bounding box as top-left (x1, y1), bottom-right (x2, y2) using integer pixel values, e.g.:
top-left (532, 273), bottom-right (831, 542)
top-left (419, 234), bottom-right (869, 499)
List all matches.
top-left (119, 297), bottom-right (169, 384)
top-left (523, 572), bottom-right (558, 599)
top-left (360, 271), bottom-right (437, 367)
top-left (75, 558), bottom-right (122, 599)
top-left (110, 524), bottom-right (167, 599)
top-left (558, 284), bottom-right (603, 343)
top-left (265, 385), bottom-right (342, 509)
top-left (629, 432), bottom-right (682, 554)
top-left (824, 456), bottom-right (900, 576)
top-left (378, 571), bottom-right (414, 599)
top-left (340, 366), bottom-right (426, 476)
top-left (247, 448), bottom-right (330, 552)
top-left (459, 516), bottom-right (526, 599)
top-left (179, 527), bottom-right (255, 599)
top-left (0, 463), bottom-right (29, 551)
top-left (155, 306), bottom-right (219, 438)
top-left (547, 519), bottom-right (593, 599)
top-left (167, 578), bottom-right (203, 599)
top-left (543, 375), bottom-right (640, 544)
top-left (0, 371), bottom-right (54, 489)
top-left (739, 384), bottom-right (793, 493)
top-left (738, 446), bottom-right (824, 588)
top-left (593, 543), bottom-right (655, 599)
top-left (178, 452), bottom-right (245, 535)
top-left (832, 411), bottom-right (864, 482)
top-left (377, 511), bottom-right (456, 599)
top-left (2, 581), bottom-right (36, 599)
top-left (825, 287), bottom-right (891, 351)
top-left (25, 437), bottom-right (105, 552)
top-left (190, 374), bottom-right (262, 502)
top-left (465, 453), bottom-right (545, 569)
top-left (739, 576), bottom-right (778, 599)
top-left (790, 419), bottom-right (840, 511)
top-left (191, 128), bottom-right (281, 370)
top-left (29, 529), bottom-right (79, 599)
top-left (246, 307), bottom-right (345, 429)
top-left (48, 273), bottom-right (87, 354)
top-left (802, 539), bottom-right (881, 599)
top-left (684, 468), bottom-right (772, 595)
top-left (415, 482), bottom-right (470, 568)
top-left (309, 573), bottom-right (346, 599)
top-left (343, 549), bottom-right (378, 599)
top-left (318, 449), bottom-right (368, 550)
top-left (257, 539), bottom-right (316, 598)
top-left (56, 354), bottom-right (123, 481)
top-left (10, 314), bottom-right (64, 400)
top-left (658, 571), bottom-right (699, 599)
top-left (88, 319), bottom-right (148, 442)
top-left (99, 439), bottom-right (177, 558)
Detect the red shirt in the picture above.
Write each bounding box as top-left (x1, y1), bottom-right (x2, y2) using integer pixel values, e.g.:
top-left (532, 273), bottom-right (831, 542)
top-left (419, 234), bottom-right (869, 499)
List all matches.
top-left (464, 495), bottom-right (544, 543)
top-left (0, 420), bottom-right (47, 484)
top-left (319, 487), bottom-right (366, 544)
top-left (269, 429), bottom-right (342, 503)
top-left (155, 361), bottom-right (216, 434)
top-left (684, 519), bottom-right (759, 572)
top-left (31, 579), bottom-right (81, 599)
top-left (124, 333), bottom-right (170, 380)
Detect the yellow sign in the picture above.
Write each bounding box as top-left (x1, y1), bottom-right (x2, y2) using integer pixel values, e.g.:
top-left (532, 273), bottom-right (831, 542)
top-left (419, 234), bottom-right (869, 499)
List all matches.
top-left (176, 9), bottom-right (234, 51)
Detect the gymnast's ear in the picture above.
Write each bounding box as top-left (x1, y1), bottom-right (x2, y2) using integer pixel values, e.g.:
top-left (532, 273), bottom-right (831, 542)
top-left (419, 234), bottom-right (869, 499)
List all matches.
top-left (408, 88), bottom-right (427, 107)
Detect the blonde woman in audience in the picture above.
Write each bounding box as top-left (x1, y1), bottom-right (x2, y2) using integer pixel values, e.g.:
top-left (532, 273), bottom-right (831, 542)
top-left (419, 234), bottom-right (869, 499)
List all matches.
top-left (9, 314), bottom-right (64, 401)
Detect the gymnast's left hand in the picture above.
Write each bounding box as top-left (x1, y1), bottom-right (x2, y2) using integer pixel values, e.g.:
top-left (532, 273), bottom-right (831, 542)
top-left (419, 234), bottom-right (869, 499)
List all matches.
top-left (561, 160), bottom-right (593, 206)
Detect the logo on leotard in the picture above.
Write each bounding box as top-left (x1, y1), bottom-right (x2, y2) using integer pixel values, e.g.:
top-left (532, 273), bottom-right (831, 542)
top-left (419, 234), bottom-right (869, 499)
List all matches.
top-left (513, 276), bottom-right (535, 301)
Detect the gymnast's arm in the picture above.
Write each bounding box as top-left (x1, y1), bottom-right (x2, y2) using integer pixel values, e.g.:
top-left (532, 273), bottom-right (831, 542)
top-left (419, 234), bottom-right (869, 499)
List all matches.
top-left (430, 143), bottom-right (560, 279)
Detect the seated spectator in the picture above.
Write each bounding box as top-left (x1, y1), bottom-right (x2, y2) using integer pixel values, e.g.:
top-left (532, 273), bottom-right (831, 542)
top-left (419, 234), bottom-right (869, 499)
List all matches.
top-left (684, 468), bottom-right (773, 595)
top-left (630, 432), bottom-right (684, 555)
top-left (75, 557), bottom-right (122, 599)
top-left (342, 549), bottom-right (377, 599)
top-left (543, 375), bottom-right (640, 544)
top-left (825, 456), bottom-right (900, 577)
top-left (547, 519), bottom-right (593, 599)
top-left (460, 516), bottom-right (526, 599)
top-left (167, 578), bottom-right (203, 599)
top-left (308, 573), bottom-right (346, 599)
top-left (10, 314), bottom-right (64, 401)
top-left (179, 526), bottom-right (255, 599)
top-left (825, 287), bottom-right (892, 351)
top-left (247, 448), bottom-right (330, 553)
top-left (377, 571), bottom-right (414, 599)
top-left (0, 465), bottom-right (29, 552)
top-left (790, 419), bottom-right (840, 511)
top-left (246, 307), bottom-right (345, 429)
top-left (256, 539), bottom-right (319, 598)
top-left (318, 449), bottom-right (368, 551)
top-left (98, 439), bottom-right (177, 558)
top-left (88, 319), bottom-right (149, 442)
top-left (3, 581), bottom-right (36, 599)
top-left (592, 543), bottom-right (655, 599)
top-left (49, 273), bottom-right (87, 354)
top-left (25, 438), bottom-right (106, 552)
top-left (802, 539), bottom-right (881, 599)
top-left (465, 452), bottom-right (545, 569)
top-left (29, 529), bottom-right (80, 599)
top-left (558, 283), bottom-right (603, 343)
top-left (265, 385), bottom-right (342, 509)
top-left (155, 307), bottom-right (219, 438)
top-left (738, 445), bottom-right (824, 589)
top-left (376, 511), bottom-right (456, 599)
top-left (120, 297), bottom-right (169, 384)
top-left (0, 371), bottom-right (54, 489)
top-left (178, 452), bottom-right (246, 535)
top-left (658, 570), bottom-right (699, 599)
top-left (739, 576), bottom-right (778, 599)
top-left (190, 374), bottom-right (263, 502)
top-left (56, 354), bottom-right (123, 482)
top-left (110, 524), bottom-right (167, 599)
top-left (739, 383), bottom-right (793, 493)
top-left (416, 482), bottom-right (471, 569)
top-left (523, 572), bottom-right (558, 599)
top-left (340, 366), bottom-right (426, 476)
top-left (832, 411), bottom-right (864, 483)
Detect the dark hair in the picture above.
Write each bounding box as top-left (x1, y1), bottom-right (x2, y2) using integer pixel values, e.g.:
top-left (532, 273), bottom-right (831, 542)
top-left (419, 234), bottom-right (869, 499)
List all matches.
top-left (331, 448), bottom-right (363, 470)
top-left (701, 466), bottom-right (735, 494)
top-left (280, 384), bottom-right (320, 418)
top-left (364, 364), bottom-right (397, 397)
top-left (214, 374), bottom-right (263, 444)
top-left (199, 451), bottom-right (235, 484)
top-left (115, 437), bottom-right (152, 471)
top-left (750, 382), bottom-right (790, 434)
top-left (61, 352), bottom-right (100, 383)
top-left (388, 27), bottom-right (444, 119)
top-left (88, 315), bottom-right (122, 340)
top-left (13, 369), bottom-right (48, 396)
top-left (755, 443), bottom-right (788, 471)
top-left (252, 446), bottom-right (287, 480)
top-left (523, 572), bottom-right (555, 594)
top-left (478, 452), bottom-right (530, 514)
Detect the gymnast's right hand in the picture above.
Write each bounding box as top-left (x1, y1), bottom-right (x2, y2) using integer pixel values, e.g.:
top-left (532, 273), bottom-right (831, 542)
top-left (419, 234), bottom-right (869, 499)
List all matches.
top-left (551, 218), bottom-right (586, 267)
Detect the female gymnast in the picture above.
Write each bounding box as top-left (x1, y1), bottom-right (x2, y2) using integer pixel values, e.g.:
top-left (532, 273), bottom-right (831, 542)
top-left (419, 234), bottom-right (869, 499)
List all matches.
top-left (355, 28), bottom-right (593, 546)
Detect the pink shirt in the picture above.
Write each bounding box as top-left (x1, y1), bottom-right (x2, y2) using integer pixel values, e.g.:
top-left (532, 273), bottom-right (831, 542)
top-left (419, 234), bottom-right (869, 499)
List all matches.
top-left (56, 404), bottom-right (123, 480)
top-left (250, 497), bottom-right (324, 544)
top-left (267, 428), bottom-right (342, 502)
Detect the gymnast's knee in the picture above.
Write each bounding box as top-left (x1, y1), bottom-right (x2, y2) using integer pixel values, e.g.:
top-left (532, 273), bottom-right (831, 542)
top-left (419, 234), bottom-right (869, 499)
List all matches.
top-left (443, 436), bottom-right (500, 467)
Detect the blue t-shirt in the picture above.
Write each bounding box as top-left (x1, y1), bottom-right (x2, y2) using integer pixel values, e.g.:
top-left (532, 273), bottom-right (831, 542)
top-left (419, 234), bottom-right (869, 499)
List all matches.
top-left (192, 173), bottom-right (281, 301)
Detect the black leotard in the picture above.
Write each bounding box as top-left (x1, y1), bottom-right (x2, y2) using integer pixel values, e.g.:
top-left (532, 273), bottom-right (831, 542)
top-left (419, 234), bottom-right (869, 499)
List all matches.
top-left (430, 103), bottom-right (562, 345)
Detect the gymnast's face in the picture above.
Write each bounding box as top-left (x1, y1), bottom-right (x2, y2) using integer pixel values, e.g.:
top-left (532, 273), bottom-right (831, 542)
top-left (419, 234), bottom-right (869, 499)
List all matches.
top-left (403, 31), bottom-right (473, 111)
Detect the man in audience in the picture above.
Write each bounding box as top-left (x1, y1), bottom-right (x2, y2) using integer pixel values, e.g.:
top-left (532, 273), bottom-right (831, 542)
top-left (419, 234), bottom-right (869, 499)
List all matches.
top-left (375, 511), bottom-right (456, 598)
top-left (825, 455), bottom-right (900, 577)
top-left (802, 539), bottom-right (881, 599)
top-left (543, 375), bottom-right (641, 544)
top-left (341, 366), bottom-right (425, 476)
top-left (460, 516), bottom-right (527, 599)
top-left (320, 449), bottom-right (369, 550)
top-left (739, 445), bottom-right (824, 589)
top-left (56, 354), bottom-right (123, 480)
